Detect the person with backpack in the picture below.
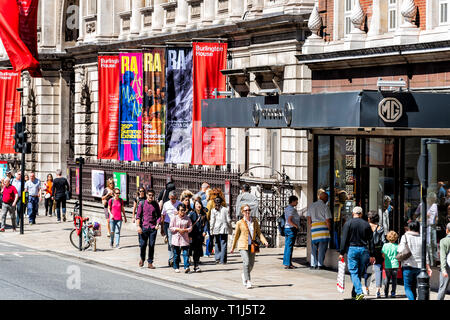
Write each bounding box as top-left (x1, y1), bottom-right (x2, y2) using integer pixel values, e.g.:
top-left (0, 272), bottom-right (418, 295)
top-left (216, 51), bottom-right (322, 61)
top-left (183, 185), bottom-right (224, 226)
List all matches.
top-left (102, 178), bottom-right (115, 237)
top-left (363, 210), bottom-right (385, 298)
top-left (136, 189), bottom-right (161, 269)
top-left (132, 187), bottom-right (147, 224)
top-left (108, 188), bottom-right (127, 249)
top-left (52, 169), bottom-right (70, 222)
top-left (283, 195), bottom-right (300, 269)
top-left (188, 199), bottom-right (209, 272)
top-left (307, 190), bottom-right (332, 270)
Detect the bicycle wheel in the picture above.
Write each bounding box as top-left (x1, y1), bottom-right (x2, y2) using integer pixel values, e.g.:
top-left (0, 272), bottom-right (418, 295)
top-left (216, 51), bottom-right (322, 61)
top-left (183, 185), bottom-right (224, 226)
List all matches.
top-left (69, 228), bottom-right (91, 250)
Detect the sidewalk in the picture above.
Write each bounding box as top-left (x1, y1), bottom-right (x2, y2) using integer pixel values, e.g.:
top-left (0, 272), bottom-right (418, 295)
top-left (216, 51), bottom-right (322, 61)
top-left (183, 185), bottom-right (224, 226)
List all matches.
top-left (0, 209), bottom-right (440, 300)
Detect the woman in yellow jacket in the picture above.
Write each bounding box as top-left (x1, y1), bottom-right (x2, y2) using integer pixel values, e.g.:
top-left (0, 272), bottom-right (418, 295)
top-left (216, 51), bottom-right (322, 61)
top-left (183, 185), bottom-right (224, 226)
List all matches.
top-left (231, 204), bottom-right (268, 289)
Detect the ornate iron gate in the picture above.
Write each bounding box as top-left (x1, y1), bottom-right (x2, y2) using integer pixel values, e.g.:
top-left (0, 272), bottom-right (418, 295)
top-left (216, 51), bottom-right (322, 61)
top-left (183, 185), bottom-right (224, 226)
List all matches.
top-left (243, 167), bottom-right (307, 248)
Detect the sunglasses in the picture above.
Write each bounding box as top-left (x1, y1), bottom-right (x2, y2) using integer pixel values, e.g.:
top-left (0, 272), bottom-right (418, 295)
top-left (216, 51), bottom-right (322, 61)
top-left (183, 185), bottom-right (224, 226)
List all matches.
top-left (243, 209), bottom-right (251, 212)
top-left (115, 192), bottom-right (120, 195)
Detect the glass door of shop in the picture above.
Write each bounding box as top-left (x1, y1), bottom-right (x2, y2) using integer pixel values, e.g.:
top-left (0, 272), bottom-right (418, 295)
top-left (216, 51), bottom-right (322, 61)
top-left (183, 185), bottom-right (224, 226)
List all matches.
top-left (359, 138), bottom-right (400, 232)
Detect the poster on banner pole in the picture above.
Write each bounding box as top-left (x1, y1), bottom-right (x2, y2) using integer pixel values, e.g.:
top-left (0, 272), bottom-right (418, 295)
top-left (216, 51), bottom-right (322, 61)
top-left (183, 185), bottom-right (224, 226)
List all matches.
top-left (0, 70), bottom-right (21, 154)
top-left (142, 49), bottom-right (166, 162)
top-left (165, 47), bottom-right (193, 164)
top-left (0, 162), bottom-right (8, 180)
top-left (113, 172), bottom-right (127, 201)
top-left (119, 53), bottom-right (143, 162)
top-left (192, 42), bottom-right (227, 165)
top-left (91, 170), bottom-right (105, 198)
top-left (98, 56), bottom-right (120, 159)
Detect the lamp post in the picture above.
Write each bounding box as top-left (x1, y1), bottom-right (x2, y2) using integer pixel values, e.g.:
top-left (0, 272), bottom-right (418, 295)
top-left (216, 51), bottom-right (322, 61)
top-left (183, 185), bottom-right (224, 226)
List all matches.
top-left (75, 157), bottom-right (84, 251)
top-left (417, 138), bottom-right (450, 300)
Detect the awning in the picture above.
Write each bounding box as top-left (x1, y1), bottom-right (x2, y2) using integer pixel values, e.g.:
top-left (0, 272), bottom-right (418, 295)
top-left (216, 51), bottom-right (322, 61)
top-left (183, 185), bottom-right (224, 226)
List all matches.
top-left (201, 90), bottom-right (450, 129)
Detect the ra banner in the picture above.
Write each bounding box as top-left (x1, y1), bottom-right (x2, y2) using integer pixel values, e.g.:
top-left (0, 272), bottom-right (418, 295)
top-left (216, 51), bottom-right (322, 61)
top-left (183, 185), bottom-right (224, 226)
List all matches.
top-left (165, 47), bottom-right (193, 164)
top-left (0, 71), bottom-right (20, 154)
top-left (142, 49), bottom-right (166, 162)
top-left (119, 53), bottom-right (143, 162)
top-left (192, 43), bottom-right (228, 165)
top-left (98, 56), bottom-right (120, 160)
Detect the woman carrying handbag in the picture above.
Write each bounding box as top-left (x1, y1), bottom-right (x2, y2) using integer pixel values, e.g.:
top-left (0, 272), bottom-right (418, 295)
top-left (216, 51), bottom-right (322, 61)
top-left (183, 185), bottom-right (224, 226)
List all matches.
top-left (231, 204), bottom-right (268, 289)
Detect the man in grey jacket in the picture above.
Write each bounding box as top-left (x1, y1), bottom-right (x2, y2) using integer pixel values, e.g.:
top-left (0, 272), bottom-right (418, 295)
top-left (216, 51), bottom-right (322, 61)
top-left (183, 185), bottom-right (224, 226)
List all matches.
top-left (235, 184), bottom-right (258, 220)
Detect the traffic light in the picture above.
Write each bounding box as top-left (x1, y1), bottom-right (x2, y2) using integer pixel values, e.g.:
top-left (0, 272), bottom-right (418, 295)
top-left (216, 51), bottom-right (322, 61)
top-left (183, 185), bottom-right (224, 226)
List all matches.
top-left (13, 121), bottom-right (31, 154)
top-left (13, 122), bottom-right (24, 153)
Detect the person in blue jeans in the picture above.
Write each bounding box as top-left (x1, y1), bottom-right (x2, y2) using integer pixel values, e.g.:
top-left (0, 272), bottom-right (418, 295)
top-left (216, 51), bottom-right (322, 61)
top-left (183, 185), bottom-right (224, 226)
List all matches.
top-left (283, 195), bottom-right (300, 269)
top-left (398, 220), bottom-right (432, 300)
top-left (339, 206), bottom-right (374, 300)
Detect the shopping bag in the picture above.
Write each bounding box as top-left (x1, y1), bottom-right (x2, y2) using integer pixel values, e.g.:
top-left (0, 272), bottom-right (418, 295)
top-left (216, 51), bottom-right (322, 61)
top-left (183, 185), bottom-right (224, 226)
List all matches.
top-left (337, 257), bottom-right (345, 293)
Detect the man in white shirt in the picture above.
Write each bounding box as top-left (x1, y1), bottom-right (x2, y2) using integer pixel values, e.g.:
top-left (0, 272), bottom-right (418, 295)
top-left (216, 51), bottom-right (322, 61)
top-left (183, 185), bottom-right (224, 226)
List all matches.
top-left (24, 172), bottom-right (41, 225)
top-left (307, 190), bottom-right (332, 270)
top-left (161, 190), bottom-right (181, 267)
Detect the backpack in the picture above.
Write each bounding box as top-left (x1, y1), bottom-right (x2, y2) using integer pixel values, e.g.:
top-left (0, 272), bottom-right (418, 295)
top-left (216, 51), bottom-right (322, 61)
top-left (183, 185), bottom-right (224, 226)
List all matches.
top-left (277, 213), bottom-right (286, 237)
top-left (372, 225), bottom-right (385, 250)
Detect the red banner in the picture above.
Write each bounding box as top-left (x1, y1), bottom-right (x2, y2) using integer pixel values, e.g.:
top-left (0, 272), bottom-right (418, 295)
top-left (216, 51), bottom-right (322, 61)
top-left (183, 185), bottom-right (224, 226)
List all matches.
top-left (192, 42), bottom-right (227, 165)
top-left (98, 56), bottom-right (120, 159)
top-left (0, 0), bottom-right (41, 77)
top-left (0, 70), bottom-right (20, 154)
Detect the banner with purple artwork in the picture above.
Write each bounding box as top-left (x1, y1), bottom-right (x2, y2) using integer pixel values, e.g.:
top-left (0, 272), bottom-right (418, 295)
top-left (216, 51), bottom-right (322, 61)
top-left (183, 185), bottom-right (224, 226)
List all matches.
top-left (119, 53), bottom-right (143, 161)
top-left (165, 47), bottom-right (193, 163)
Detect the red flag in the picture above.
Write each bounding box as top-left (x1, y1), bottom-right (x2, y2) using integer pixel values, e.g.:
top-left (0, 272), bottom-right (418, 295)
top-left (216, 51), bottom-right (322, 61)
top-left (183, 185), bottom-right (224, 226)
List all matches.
top-left (0, 70), bottom-right (21, 154)
top-left (192, 42), bottom-right (227, 165)
top-left (0, 0), bottom-right (41, 77)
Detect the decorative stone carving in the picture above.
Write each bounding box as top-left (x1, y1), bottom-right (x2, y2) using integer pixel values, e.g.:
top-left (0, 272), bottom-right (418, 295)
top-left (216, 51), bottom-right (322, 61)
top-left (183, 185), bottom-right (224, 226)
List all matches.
top-left (307, 3), bottom-right (322, 38)
top-left (350, 0), bottom-right (365, 31)
top-left (86, 21), bottom-right (96, 34)
top-left (80, 67), bottom-right (91, 109)
top-left (400, 0), bottom-right (417, 26)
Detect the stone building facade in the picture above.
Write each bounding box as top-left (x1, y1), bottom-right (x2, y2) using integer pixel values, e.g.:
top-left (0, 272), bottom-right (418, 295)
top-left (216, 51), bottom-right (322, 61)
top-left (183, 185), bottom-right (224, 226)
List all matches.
top-left (0, 0), bottom-right (315, 211)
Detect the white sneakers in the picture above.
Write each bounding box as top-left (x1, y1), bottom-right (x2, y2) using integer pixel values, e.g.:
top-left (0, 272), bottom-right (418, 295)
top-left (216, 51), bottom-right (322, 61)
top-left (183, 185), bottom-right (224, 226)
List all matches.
top-left (175, 269), bottom-right (180, 273)
top-left (241, 273), bottom-right (252, 289)
top-left (362, 287), bottom-right (369, 296)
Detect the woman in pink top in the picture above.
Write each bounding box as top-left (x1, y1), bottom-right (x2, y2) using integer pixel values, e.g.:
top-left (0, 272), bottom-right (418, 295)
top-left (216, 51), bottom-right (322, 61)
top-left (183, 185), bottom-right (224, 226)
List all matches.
top-left (108, 188), bottom-right (127, 248)
top-left (170, 203), bottom-right (192, 273)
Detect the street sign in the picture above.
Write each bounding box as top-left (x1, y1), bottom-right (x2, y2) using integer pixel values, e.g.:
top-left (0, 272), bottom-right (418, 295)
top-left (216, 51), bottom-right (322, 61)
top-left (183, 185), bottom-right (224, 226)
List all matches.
top-left (417, 151), bottom-right (432, 187)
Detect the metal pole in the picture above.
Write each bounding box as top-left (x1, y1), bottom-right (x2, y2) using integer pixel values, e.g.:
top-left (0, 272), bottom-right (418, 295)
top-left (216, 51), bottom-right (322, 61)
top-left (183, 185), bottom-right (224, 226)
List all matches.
top-left (19, 116), bottom-right (26, 235)
top-left (417, 139), bottom-right (430, 300)
top-left (77, 157), bottom-right (83, 251)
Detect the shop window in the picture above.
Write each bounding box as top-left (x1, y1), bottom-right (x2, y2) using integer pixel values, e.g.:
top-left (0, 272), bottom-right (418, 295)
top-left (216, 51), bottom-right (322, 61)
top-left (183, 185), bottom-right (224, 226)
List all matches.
top-left (440, 0), bottom-right (449, 25)
top-left (344, 0), bottom-right (352, 35)
top-left (388, 0), bottom-right (398, 31)
top-left (404, 137), bottom-right (450, 267)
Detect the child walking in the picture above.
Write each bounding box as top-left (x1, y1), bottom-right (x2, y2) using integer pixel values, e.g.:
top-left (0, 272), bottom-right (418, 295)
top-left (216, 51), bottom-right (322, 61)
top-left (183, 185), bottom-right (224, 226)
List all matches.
top-left (381, 231), bottom-right (399, 298)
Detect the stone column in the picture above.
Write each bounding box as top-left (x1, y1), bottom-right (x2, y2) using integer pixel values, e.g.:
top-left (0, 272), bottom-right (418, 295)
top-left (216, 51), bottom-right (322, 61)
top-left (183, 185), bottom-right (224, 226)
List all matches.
top-left (202, 0), bottom-right (214, 25)
top-left (97, 0), bottom-right (114, 40)
top-left (40, 0), bottom-right (56, 49)
top-left (130, 0), bottom-right (144, 36)
top-left (152, 0), bottom-right (165, 31)
top-left (77, 0), bottom-right (85, 42)
top-left (176, 0), bottom-right (189, 29)
top-left (229, 0), bottom-right (243, 20)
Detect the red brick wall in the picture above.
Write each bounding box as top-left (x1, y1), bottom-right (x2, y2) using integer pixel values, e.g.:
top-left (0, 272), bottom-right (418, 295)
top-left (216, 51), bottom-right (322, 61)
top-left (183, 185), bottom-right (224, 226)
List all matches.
top-left (317, 0), bottom-right (427, 40)
top-left (312, 62), bottom-right (450, 93)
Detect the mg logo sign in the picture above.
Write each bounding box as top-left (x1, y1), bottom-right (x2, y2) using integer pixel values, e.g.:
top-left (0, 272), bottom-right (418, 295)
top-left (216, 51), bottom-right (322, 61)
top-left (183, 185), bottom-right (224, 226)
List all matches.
top-left (378, 98), bottom-right (403, 123)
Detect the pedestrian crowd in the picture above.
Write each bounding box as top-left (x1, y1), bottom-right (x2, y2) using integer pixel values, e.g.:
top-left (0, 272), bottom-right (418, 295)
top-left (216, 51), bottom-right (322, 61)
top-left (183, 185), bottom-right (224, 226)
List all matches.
top-left (1, 170), bottom-right (449, 299)
top-left (0, 169), bottom-right (70, 232)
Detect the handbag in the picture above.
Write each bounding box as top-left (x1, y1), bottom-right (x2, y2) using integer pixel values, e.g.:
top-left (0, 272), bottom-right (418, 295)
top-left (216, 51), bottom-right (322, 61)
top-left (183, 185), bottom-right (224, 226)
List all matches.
top-left (65, 190), bottom-right (72, 200)
top-left (396, 234), bottom-right (412, 262)
top-left (242, 218), bottom-right (260, 254)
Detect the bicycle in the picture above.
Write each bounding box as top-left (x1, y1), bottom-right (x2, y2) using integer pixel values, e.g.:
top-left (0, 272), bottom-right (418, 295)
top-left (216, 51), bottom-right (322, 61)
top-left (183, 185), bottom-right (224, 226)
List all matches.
top-left (69, 202), bottom-right (99, 251)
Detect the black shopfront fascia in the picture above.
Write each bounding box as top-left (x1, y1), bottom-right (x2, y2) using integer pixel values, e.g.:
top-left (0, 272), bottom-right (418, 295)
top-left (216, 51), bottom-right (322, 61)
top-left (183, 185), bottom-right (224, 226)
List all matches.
top-left (201, 90), bottom-right (450, 129)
